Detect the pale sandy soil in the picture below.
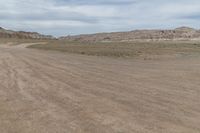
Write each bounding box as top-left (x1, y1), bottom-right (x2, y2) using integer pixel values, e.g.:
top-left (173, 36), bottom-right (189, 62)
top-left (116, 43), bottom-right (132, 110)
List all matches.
top-left (0, 43), bottom-right (199, 133)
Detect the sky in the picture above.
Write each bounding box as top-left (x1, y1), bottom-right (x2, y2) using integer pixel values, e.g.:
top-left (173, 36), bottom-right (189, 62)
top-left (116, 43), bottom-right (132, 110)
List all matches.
top-left (0, 0), bottom-right (200, 36)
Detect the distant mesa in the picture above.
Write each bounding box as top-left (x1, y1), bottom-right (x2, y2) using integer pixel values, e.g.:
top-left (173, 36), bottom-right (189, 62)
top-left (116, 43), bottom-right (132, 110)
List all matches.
top-left (175, 26), bottom-right (196, 31)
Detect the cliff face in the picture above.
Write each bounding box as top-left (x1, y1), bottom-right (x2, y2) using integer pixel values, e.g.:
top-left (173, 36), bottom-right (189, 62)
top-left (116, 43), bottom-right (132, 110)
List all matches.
top-left (60, 27), bottom-right (200, 42)
top-left (0, 27), bottom-right (54, 39)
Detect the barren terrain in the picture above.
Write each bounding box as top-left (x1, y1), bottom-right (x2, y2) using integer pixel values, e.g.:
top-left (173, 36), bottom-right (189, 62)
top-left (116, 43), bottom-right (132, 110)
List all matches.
top-left (0, 43), bottom-right (200, 133)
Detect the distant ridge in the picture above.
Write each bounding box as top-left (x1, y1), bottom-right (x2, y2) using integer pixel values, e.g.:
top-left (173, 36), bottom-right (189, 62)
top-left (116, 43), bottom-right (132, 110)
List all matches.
top-left (60, 26), bottom-right (200, 42)
top-left (174, 26), bottom-right (195, 31)
top-left (1, 26), bottom-right (200, 41)
top-left (0, 27), bottom-right (54, 40)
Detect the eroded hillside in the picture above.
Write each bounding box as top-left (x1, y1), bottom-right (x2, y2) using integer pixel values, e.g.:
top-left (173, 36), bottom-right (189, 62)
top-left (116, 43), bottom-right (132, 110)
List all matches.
top-left (60, 27), bottom-right (200, 42)
top-left (0, 27), bottom-right (54, 39)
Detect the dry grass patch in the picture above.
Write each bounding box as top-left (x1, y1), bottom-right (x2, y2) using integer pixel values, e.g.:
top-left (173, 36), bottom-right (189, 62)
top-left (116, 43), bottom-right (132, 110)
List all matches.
top-left (28, 40), bottom-right (200, 58)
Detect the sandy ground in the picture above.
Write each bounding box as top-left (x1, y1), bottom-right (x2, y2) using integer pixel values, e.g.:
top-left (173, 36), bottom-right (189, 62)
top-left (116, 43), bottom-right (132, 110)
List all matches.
top-left (0, 43), bottom-right (200, 133)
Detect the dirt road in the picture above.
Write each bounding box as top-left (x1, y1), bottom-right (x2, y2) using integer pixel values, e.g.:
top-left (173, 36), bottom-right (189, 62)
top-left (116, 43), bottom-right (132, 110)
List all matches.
top-left (0, 44), bottom-right (200, 133)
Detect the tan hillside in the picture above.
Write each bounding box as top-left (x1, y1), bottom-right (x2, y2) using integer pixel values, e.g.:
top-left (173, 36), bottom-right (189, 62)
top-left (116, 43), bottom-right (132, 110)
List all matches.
top-left (60, 27), bottom-right (200, 42)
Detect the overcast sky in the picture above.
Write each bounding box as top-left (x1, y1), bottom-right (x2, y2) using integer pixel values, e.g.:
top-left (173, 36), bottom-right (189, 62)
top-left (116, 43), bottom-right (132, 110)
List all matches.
top-left (0, 0), bottom-right (200, 36)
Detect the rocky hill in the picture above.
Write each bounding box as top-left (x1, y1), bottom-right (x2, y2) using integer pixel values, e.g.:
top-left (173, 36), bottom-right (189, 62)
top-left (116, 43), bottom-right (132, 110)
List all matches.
top-left (60, 27), bottom-right (200, 42)
top-left (0, 27), bottom-right (54, 40)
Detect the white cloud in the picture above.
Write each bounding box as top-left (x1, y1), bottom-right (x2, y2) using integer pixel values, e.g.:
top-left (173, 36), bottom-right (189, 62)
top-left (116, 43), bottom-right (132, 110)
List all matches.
top-left (0, 0), bottom-right (200, 36)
